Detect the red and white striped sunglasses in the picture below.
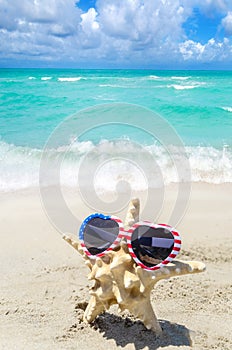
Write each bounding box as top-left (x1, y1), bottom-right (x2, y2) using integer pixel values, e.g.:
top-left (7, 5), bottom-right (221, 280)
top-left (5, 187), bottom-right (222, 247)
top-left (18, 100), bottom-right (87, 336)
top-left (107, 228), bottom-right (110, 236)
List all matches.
top-left (79, 213), bottom-right (181, 271)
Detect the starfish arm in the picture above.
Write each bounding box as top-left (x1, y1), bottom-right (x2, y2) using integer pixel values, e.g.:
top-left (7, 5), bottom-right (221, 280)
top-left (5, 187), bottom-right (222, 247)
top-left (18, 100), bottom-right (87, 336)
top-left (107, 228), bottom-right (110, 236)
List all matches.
top-left (154, 260), bottom-right (206, 281)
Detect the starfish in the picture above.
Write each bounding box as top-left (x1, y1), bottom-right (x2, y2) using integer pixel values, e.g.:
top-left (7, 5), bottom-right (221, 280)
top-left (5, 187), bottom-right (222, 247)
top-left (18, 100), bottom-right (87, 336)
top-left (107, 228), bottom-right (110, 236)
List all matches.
top-left (63, 198), bottom-right (205, 335)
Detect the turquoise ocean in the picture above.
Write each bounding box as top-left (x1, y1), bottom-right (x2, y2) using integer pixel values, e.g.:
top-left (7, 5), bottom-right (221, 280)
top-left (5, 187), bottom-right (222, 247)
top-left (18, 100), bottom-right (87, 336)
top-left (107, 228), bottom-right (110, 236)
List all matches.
top-left (0, 69), bottom-right (232, 192)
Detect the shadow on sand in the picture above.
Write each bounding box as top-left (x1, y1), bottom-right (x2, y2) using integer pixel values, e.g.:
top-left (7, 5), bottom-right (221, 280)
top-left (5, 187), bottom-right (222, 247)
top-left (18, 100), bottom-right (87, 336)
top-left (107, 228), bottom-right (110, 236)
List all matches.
top-left (92, 312), bottom-right (192, 350)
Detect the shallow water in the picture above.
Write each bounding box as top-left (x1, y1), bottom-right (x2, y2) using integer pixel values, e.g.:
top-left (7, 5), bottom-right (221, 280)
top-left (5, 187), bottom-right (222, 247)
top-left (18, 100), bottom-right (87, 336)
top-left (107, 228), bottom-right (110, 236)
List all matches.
top-left (0, 69), bottom-right (232, 191)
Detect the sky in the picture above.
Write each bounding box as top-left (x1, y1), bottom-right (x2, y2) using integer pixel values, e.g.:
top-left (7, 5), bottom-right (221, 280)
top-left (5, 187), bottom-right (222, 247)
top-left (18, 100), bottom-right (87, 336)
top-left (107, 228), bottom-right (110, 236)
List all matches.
top-left (0, 0), bottom-right (232, 69)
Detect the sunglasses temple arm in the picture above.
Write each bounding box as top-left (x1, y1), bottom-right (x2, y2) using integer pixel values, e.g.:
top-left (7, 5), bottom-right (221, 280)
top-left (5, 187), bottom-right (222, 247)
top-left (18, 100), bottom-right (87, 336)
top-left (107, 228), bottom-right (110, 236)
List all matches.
top-left (154, 260), bottom-right (206, 281)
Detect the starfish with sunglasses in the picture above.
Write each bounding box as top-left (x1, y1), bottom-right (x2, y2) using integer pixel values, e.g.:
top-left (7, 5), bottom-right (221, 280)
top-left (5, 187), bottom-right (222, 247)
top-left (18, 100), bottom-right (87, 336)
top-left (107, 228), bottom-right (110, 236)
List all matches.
top-left (63, 199), bottom-right (206, 334)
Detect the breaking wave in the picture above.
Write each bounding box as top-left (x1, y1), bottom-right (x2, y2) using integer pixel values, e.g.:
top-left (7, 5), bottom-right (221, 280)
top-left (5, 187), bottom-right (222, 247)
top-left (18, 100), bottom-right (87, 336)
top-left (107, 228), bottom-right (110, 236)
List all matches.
top-left (41, 77), bottom-right (52, 81)
top-left (222, 106), bottom-right (232, 112)
top-left (57, 77), bottom-right (85, 82)
top-left (0, 140), bottom-right (231, 192)
top-left (168, 83), bottom-right (205, 90)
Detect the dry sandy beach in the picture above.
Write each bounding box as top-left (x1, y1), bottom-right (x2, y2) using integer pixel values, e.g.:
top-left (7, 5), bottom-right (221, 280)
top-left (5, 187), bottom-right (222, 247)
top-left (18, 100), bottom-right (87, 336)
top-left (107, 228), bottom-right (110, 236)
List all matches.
top-left (0, 183), bottom-right (232, 350)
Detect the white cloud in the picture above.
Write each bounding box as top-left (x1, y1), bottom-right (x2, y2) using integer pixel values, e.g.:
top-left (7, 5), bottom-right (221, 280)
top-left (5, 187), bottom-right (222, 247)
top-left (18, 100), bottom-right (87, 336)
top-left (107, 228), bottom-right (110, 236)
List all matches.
top-left (179, 40), bottom-right (204, 60)
top-left (97, 0), bottom-right (189, 46)
top-left (0, 0), bottom-right (232, 66)
top-left (79, 8), bottom-right (101, 48)
top-left (0, 0), bottom-right (79, 28)
top-left (222, 11), bottom-right (232, 36)
top-left (81, 8), bottom-right (99, 32)
top-left (179, 37), bottom-right (231, 62)
top-left (0, 0), bottom-right (81, 61)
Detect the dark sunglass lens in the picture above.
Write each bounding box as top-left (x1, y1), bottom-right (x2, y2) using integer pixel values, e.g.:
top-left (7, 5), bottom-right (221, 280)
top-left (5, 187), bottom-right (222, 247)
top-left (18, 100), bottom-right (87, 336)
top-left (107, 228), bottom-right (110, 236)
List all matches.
top-left (131, 226), bottom-right (174, 267)
top-left (84, 217), bottom-right (119, 255)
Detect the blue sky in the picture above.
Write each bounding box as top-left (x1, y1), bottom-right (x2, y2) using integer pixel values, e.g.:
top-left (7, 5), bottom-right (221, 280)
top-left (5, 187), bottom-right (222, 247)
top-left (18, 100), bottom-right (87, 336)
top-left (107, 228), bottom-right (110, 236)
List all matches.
top-left (0, 0), bottom-right (232, 69)
top-left (183, 8), bottom-right (224, 43)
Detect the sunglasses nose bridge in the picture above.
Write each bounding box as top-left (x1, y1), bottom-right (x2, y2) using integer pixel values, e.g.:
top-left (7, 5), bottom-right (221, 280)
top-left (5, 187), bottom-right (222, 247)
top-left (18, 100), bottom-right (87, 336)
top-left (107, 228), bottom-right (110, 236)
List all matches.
top-left (115, 228), bottom-right (133, 255)
top-left (120, 227), bottom-right (133, 243)
top-left (116, 226), bottom-right (131, 240)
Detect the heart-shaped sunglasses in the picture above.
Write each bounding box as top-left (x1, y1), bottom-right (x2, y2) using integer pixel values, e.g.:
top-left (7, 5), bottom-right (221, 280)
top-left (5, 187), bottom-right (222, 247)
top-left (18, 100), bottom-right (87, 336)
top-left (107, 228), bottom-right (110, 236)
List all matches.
top-left (79, 213), bottom-right (181, 271)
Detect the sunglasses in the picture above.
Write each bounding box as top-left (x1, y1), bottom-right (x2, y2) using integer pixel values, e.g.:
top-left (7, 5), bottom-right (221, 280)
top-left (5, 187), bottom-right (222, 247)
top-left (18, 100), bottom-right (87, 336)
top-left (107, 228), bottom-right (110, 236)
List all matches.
top-left (79, 213), bottom-right (181, 271)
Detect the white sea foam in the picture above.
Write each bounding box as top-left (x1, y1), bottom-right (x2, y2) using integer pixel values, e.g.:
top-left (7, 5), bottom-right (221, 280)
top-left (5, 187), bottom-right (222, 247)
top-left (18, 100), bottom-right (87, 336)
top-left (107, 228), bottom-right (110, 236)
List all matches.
top-left (58, 77), bottom-right (84, 82)
top-left (28, 76), bottom-right (36, 80)
top-left (99, 84), bottom-right (127, 88)
top-left (168, 83), bottom-right (204, 90)
top-left (148, 75), bottom-right (160, 80)
top-left (41, 77), bottom-right (52, 81)
top-left (0, 141), bottom-right (41, 191)
top-left (146, 75), bottom-right (169, 82)
top-left (147, 75), bottom-right (191, 82)
top-left (171, 76), bottom-right (191, 80)
top-left (222, 106), bottom-right (232, 112)
top-left (171, 84), bottom-right (195, 90)
top-left (0, 140), bottom-right (232, 192)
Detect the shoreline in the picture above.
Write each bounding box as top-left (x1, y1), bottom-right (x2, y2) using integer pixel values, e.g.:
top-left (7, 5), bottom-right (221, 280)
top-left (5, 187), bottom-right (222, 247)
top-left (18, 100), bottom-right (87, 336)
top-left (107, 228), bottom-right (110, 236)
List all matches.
top-left (1, 181), bottom-right (231, 235)
top-left (0, 182), bottom-right (232, 349)
top-left (1, 180), bottom-right (232, 193)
